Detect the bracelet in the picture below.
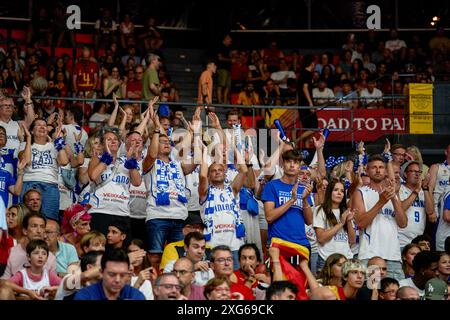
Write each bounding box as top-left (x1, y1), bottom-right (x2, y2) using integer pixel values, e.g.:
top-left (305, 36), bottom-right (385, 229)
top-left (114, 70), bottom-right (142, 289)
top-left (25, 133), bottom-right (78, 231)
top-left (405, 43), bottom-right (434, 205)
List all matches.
top-left (154, 130), bottom-right (160, 134)
top-left (422, 187), bottom-right (429, 191)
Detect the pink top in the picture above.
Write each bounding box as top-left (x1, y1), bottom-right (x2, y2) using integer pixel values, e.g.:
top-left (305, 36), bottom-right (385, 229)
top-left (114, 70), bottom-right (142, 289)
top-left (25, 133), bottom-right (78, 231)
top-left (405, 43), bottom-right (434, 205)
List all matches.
top-left (189, 284), bottom-right (205, 300)
top-left (10, 268), bottom-right (61, 287)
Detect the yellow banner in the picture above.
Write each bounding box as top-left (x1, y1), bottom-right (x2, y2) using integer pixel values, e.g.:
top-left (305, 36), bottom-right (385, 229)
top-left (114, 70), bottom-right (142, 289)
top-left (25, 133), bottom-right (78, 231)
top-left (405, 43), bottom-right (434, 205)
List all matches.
top-left (409, 83), bottom-right (433, 134)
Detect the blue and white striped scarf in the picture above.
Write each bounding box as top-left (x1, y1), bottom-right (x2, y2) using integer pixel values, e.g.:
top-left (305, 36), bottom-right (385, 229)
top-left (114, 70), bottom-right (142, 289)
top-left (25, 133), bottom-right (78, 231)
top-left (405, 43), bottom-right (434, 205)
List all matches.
top-left (154, 159), bottom-right (187, 206)
top-left (203, 185), bottom-right (245, 242)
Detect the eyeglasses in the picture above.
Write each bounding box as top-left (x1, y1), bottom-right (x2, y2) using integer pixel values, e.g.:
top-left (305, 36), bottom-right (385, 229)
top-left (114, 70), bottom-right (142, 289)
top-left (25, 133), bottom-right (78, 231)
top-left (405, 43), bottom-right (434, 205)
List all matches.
top-left (159, 140), bottom-right (171, 145)
top-left (407, 170), bottom-right (423, 174)
top-left (157, 284), bottom-right (182, 291)
top-left (214, 257), bottom-right (233, 264)
top-left (173, 269), bottom-right (191, 276)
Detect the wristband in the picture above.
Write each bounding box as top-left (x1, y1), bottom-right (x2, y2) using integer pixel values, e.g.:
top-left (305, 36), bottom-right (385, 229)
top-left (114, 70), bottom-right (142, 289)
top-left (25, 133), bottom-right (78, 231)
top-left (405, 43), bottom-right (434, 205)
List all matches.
top-left (54, 137), bottom-right (66, 151)
top-left (422, 187), bottom-right (429, 191)
top-left (246, 164), bottom-right (253, 168)
top-left (381, 152), bottom-right (393, 162)
top-left (99, 152), bottom-right (113, 165)
top-left (124, 158), bottom-right (139, 170)
top-left (74, 141), bottom-right (85, 154)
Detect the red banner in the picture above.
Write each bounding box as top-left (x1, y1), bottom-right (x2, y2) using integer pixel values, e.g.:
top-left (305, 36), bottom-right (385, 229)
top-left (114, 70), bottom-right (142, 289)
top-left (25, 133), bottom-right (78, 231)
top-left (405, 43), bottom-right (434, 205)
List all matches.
top-left (316, 109), bottom-right (407, 142)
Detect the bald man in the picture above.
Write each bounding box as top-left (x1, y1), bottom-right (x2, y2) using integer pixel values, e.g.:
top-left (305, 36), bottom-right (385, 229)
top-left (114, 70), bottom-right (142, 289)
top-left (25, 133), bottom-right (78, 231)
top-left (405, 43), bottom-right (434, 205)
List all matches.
top-left (396, 286), bottom-right (420, 300)
top-left (45, 220), bottom-right (79, 277)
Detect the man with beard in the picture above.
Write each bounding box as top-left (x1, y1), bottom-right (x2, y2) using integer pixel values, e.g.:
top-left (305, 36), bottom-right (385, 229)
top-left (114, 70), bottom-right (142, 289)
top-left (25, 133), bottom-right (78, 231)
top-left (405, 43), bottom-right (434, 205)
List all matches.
top-left (353, 155), bottom-right (407, 281)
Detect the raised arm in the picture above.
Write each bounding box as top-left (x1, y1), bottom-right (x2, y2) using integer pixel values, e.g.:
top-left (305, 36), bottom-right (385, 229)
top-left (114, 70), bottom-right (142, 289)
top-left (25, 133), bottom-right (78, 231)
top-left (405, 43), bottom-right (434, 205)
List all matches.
top-left (231, 148), bottom-right (249, 196)
top-left (18, 122), bottom-right (32, 165)
top-left (126, 141), bottom-right (142, 187)
top-left (198, 146), bottom-right (209, 202)
top-left (107, 93), bottom-right (120, 127)
top-left (53, 121), bottom-right (69, 166)
top-left (88, 143), bottom-right (112, 182)
top-left (142, 107), bottom-right (161, 173)
top-left (21, 86), bottom-right (35, 128)
top-left (312, 132), bottom-right (326, 178)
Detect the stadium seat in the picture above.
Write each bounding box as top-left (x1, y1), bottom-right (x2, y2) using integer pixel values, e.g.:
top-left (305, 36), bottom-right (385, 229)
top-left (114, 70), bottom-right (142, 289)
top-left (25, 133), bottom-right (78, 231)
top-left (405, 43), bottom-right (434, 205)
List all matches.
top-left (231, 93), bottom-right (239, 105)
top-left (76, 47), bottom-right (95, 58)
top-left (0, 28), bottom-right (7, 39)
top-left (75, 33), bottom-right (94, 44)
top-left (333, 54), bottom-right (340, 66)
top-left (11, 29), bottom-right (27, 41)
top-left (241, 116), bottom-right (263, 129)
top-left (39, 47), bottom-right (51, 56)
top-left (55, 47), bottom-right (74, 58)
top-left (97, 48), bottom-right (105, 57)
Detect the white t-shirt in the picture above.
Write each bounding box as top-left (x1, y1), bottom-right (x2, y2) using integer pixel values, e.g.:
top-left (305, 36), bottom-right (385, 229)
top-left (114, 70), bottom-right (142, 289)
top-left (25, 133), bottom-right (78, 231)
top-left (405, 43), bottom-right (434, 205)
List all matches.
top-left (58, 164), bottom-right (75, 211)
top-left (131, 276), bottom-right (154, 300)
top-left (312, 87), bottom-right (335, 105)
top-left (24, 142), bottom-right (60, 184)
top-left (385, 39), bottom-right (407, 52)
top-left (186, 167), bottom-right (200, 212)
top-left (436, 191), bottom-right (450, 251)
top-left (313, 207), bottom-right (354, 259)
top-left (433, 163), bottom-right (450, 218)
top-left (145, 159), bottom-right (189, 221)
top-left (358, 186), bottom-right (402, 261)
top-left (0, 119), bottom-right (20, 151)
top-left (129, 159), bottom-right (148, 219)
top-left (63, 124), bottom-right (88, 153)
top-left (399, 277), bottom-right (424, 297)
top-left (88, 156), bottom-right (132, 217)
top-left (360, 88), bottom-right (383, 106)
top-left (398, 185), bottom-right (426, 248)
top-left (89, 113), bottom-right (110, 129)
top-left (270, 71), bottom-right (296, 89)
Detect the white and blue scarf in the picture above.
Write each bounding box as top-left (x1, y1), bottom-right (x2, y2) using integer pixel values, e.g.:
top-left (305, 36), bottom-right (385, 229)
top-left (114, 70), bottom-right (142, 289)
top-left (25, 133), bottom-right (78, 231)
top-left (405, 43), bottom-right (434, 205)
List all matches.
top-left (203, 185), bottom-right (245, 242)
top-left (154, 159), bottom-right (187, 206)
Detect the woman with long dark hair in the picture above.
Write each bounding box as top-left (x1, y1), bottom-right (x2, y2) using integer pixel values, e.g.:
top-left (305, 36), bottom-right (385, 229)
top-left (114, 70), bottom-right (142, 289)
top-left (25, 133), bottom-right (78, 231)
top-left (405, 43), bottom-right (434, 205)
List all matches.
top-left (313, 179), bottom-right (356, 273)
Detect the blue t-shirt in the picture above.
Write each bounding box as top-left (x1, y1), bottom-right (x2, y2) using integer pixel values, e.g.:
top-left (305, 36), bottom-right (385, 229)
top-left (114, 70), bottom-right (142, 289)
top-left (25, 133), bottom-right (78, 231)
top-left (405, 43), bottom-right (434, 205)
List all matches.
top-left (55, 241), bottom-right (79, 274)
top-left (445, 193), bottom-right (450, 210)
top-left (0, 168), bottom-right (15, 207)
top-left (261, 179), bottom-right (313, 247)
top-left (74, 280), bottom-right (145, 300)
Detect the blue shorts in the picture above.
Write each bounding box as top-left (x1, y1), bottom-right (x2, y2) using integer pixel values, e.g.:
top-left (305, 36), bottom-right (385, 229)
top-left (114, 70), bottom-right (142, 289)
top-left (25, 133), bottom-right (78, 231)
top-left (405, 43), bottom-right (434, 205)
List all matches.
top-left (146, 219), bottom-right (184, 254)
top-left (22, 181), bottom-right (60, 222)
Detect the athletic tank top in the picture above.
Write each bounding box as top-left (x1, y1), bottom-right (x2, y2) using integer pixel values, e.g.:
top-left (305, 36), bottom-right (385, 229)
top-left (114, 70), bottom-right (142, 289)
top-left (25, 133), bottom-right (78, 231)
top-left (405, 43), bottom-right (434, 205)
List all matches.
top-left (20, 269), bottom-right (50, 291)
top-left (358, 186), bottom-right (401, 261)
top-left (398, 185), bottom-right (426, 248)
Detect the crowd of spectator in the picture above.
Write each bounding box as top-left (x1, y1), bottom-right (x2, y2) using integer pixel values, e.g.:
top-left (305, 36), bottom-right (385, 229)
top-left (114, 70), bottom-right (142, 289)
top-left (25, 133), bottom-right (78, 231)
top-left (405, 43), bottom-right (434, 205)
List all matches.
top-left (0, 7), bottom-right (449, 302)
